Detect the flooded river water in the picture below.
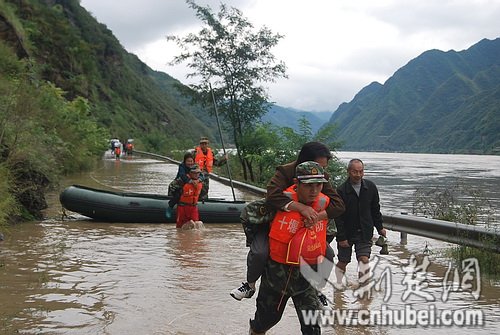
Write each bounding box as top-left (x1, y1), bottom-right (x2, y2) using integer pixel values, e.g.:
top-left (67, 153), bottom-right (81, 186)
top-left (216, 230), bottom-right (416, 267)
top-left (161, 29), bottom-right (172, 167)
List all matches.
top-left (1, 152), bottom-right (499, 334)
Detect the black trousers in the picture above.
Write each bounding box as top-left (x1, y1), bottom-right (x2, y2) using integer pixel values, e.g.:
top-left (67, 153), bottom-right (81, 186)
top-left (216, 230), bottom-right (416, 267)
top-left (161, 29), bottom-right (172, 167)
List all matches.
top-left (246, 228), bottom-right (269, 283)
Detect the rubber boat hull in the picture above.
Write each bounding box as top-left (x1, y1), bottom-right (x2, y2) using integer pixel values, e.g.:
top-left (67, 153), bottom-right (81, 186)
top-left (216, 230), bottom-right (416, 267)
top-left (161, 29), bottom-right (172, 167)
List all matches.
top-left (59, 185), bottom-right (247, 224)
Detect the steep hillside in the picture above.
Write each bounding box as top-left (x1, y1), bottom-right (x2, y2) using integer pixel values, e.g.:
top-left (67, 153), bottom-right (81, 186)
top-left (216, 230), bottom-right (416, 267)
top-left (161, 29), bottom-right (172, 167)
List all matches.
top-left (326, 38), bottom-right (500, 154)
top-left (1, 0), bottom-right (219, 149)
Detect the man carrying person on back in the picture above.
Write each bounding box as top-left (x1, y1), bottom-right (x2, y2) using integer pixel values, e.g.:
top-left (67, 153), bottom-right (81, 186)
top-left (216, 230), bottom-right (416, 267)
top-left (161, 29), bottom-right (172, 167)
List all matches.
top-left (231, 142), bottom-right (344, 308)
top-left (176, 164), bottom-right (203, 229)
top-left (249, 161), bottom-right (330, 335)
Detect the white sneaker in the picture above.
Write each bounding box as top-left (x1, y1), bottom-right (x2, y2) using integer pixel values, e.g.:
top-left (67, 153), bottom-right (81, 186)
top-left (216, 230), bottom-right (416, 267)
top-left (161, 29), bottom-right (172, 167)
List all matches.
top-left (230, 282), bottom-right (255, 301)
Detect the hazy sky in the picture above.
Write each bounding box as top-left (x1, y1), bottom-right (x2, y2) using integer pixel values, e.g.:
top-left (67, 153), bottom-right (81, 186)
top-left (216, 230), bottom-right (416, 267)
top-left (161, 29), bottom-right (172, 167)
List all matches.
top-left (80, 0), bottom-right (500, 112)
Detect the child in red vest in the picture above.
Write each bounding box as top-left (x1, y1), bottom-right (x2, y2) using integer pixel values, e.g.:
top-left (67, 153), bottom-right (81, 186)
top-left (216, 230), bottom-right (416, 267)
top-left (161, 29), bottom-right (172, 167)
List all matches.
top-left (176, 164), bottom-right (203, 228)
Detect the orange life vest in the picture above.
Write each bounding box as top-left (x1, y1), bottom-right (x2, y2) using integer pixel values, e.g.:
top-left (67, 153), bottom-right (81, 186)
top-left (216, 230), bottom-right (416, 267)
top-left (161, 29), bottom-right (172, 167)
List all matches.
top-left (195, 146), bottom-right (214, 173)
top-left (179, 180), bottom-right (203, 205)
top-left (268, 186), bottom-right (329, 264)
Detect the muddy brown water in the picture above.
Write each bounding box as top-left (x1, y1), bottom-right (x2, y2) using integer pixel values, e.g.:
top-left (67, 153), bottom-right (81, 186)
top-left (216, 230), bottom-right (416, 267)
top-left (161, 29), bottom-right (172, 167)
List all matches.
top-left (1, 152), bottom-right (499, 334)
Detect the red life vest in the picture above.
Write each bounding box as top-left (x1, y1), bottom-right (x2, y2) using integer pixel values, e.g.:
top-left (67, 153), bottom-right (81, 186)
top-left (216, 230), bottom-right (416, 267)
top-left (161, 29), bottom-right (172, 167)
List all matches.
top-left (195, 146), bottom-right (214, 173)
top-left (179, 180), bottom-right (203, 205)
top-left (268, 186), bottom-right (329, 264)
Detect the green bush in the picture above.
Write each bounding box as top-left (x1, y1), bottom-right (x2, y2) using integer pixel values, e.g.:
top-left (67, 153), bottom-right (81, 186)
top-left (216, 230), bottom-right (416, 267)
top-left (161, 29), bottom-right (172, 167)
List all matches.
top-left (0, 164), bottom-right (18, 226)
top-left (0, 40), bottom-right (108, 220)
top-left (413, 182), bottom-right (499, 276)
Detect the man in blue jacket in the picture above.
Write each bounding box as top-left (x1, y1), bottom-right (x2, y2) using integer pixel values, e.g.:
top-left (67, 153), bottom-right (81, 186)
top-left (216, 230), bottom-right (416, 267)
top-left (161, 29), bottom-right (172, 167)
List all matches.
top-left (335, 158), bottom-right (386, 284)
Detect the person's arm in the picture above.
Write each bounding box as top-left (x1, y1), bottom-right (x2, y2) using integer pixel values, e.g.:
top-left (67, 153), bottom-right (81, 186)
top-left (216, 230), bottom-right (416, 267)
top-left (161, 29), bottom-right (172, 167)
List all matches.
top-left (335, 215), bottom-right (348, 242)
top-left (334, 183), bottom-right (348, 244)
top-left (177, 165), bottom-right (190, 184)
top-left (335, 215), bottom-right (350, 247)
top-left (371, 183), bottom-right (385, 236)
top-left (320, 174), bottom-right (345, 219)
top-left (287, 202), bottom-right (324, 226)
top-left (302, 210), bottom-right (328, 228)
top-left (213, 153), bottom-right (228, 167)
top-left (266, 164), bottom-right (296, 211)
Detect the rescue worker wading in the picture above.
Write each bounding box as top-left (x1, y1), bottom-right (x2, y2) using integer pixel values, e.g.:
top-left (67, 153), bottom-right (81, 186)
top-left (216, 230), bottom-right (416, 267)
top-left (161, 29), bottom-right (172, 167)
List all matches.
top-left (249, 161), bottom-right (329, 335)
top-left (194, 136), bottom-right (227, 200)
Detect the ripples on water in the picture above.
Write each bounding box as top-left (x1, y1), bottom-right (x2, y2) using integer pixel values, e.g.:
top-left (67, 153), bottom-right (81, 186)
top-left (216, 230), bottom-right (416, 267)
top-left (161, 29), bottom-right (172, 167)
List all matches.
top-left (1, 152), bottom-right (499, 334)
top-left (3, 220), bottom-right (500, 334)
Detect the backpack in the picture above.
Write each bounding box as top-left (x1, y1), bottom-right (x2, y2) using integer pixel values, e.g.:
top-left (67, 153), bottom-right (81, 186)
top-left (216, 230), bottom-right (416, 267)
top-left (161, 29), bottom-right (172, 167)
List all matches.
top-left (240, 198), bottom-right (276, 247)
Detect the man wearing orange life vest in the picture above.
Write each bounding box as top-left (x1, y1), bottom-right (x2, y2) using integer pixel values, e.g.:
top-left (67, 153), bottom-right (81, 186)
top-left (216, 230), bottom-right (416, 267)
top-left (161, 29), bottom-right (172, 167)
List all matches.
top-left (125, 141), bottom-right (134, 155)
top-left (194, 136), bottom-right (227, 200)
top-left (176, 164), bottom-right (203, 228)
top-left (249, 161), bottom-right (329, 335)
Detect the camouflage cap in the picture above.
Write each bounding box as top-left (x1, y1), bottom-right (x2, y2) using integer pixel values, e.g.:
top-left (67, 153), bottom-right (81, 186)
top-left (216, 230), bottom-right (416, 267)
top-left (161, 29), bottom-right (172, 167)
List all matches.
top-left (189, 164), bottom-right (201, 173)
top-left (199, 136), bottom-right (209, 143)
top-left (295, 161), bottom-right (328, 183)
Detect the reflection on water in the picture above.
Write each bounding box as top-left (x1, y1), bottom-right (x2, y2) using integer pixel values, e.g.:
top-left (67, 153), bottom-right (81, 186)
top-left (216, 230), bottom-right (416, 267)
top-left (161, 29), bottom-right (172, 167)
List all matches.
top-left (1, 152), bottom-right (500, 334)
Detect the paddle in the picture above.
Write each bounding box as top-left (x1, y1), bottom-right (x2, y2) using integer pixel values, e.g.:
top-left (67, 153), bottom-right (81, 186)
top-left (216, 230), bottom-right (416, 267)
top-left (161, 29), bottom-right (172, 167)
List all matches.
top-left (209, 82), bottom-right (236, 202)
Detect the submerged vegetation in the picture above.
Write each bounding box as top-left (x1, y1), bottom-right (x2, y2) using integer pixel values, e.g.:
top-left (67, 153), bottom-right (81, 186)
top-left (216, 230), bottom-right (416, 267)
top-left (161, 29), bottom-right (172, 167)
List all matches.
top-left (412, 183), bottom-right (500, 276)
top-left (412, 182), bottom-right (494, 225)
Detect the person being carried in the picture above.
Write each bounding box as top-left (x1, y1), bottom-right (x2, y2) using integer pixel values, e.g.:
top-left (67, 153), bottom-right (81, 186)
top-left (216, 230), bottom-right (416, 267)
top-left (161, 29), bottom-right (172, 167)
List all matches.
top-left (231, 142), bottom-right (345, 308)
top-left (166, 152), bottom-right (204, 219)
top-left (176, 164), bottom-right (203, 229)
top-left (249, 161), bottom-right (329, 335)
top-left (335, 158), bottom-right (386, 286)
top-left (193, 136), bottom-right (227, 200)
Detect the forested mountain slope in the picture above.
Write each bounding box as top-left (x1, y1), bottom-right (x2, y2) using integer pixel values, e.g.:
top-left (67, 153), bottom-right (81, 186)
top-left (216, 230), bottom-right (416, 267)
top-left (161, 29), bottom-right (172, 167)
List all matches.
top-left (326, 38), bottom-right (500, 154)
top-left (1, 0), bottom-right (219, 150)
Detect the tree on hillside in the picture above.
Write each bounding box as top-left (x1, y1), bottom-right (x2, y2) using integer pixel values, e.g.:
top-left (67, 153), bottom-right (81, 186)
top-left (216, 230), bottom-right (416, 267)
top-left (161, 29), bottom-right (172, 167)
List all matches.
top-left (237, 119), bottom-right (347, 186)
top-left (167, 0), bottom-right (287, 181)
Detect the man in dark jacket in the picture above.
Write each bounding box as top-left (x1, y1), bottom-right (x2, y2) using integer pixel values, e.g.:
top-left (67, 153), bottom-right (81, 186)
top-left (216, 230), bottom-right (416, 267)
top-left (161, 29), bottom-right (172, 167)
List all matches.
top-left (335, 158), bottom-right (386, 284)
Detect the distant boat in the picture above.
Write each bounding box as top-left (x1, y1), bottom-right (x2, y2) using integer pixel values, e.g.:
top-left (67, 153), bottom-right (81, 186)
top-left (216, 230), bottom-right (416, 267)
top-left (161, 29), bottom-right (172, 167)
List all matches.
top-left (60, 185), bottom-right (246, 224)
